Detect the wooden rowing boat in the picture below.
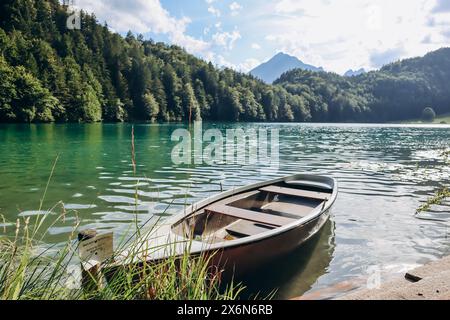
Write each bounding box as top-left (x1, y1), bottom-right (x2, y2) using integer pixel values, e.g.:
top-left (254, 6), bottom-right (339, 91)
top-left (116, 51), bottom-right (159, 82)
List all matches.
top-left (112, 174), bottom-right (338, 277)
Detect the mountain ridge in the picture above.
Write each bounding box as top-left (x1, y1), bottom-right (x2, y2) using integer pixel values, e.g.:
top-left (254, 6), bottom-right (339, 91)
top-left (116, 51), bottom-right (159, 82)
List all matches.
top-left (274, 47), bottom-right (450, 122)
top-left (344, 68), bottom-right (366, 77)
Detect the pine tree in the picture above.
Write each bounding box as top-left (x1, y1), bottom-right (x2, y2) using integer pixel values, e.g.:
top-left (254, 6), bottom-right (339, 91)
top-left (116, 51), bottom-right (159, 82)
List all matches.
top-left (182, 82), bottom-right (201, 122)
top-left (162, 64), bottom-right (183, 120)
top-left (142, 91), bottom-right (159, 121)
top-left (79, 83), bottom-right (102, 122)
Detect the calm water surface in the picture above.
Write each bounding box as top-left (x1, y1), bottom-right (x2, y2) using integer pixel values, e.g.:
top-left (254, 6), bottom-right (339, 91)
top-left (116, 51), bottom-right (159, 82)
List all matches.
top-left (0, 123), bottom-right (449, 299)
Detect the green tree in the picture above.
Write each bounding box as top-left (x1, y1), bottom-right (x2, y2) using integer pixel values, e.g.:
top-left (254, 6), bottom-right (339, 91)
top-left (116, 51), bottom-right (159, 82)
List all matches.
top-left (79, 84), bottom-right (102, 122)
top-left (182, 82), bottom-right (201, 121)
top-left (422, 107), bottom-right (436, 122)
top-left (240, 88), bottom-right (265, 121)
top-left (194, 79), bottom-right (209, 119)
top-left (142, 91), bottom-right (159, 121)
top-left (0, 56), bottom-right (58, 122)
top-left (279, 103), bottom-right (294, 122)
top-left (162, 64), bottom-right (183, 120)
top-left (104, 98), bottom-right (125, 122)
top-left (0, 56), bottom-right (17, 121)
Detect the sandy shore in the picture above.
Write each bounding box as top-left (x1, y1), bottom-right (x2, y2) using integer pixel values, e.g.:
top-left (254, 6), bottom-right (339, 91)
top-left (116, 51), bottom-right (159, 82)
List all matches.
top-left (339, 255), bottom-right (450, 300)
top-left (292, 255), bottom-right (450, 300)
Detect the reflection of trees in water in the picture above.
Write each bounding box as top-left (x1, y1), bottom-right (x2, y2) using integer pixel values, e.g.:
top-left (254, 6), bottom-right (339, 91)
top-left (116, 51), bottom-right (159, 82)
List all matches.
top-left (237, 218), bottom-right (336, 300)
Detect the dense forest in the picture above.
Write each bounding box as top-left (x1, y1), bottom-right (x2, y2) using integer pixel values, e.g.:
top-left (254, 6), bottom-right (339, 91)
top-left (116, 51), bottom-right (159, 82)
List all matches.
top-left (0, 0), bottom-right (449, 123)
top-left (0, 0), bottom-right (310, 123)
top-left (275, 48), bottom-right (450, 122)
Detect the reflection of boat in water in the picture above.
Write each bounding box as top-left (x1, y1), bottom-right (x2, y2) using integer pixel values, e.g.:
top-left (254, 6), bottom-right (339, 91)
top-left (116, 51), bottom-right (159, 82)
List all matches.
top-left (237, 218), bottom-right (336, 300)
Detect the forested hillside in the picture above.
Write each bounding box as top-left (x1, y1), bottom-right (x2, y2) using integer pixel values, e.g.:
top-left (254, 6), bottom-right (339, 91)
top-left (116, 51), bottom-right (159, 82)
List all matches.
top-left (0, 0), bottom-right (310, 123)
top-left (0, 0), bottom-right (449, 123)
top-left (275, 48), bottom-right (450, 122)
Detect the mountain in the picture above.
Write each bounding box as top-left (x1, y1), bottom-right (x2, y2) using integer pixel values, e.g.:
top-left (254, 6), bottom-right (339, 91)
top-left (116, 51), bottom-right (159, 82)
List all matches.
top-left (250, 52), bottom-right (323, 84)
top-left (274, 47), bottom-right (450, 122)
top-left (344, 68), bottom-right (366, 77)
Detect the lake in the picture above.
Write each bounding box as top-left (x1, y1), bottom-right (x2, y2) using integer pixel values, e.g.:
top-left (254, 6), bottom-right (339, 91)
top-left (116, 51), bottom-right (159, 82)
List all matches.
top-left (1, 122), bottom-right (450, 299)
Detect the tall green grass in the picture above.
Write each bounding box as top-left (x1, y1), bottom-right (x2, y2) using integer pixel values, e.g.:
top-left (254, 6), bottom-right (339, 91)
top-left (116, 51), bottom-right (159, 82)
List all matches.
top-left (0, 201), bottom-right (242, 300)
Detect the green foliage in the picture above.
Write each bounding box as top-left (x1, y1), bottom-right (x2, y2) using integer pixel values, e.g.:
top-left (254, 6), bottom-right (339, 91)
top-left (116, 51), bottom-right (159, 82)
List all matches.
top-left (105, 99), bottom-right (126, 122)
top-left (0, 214), bottom-right (242, 300)
top-left (79, 84), bottom-right (102, 122)
top-left (416, 187), bottom-right (450, 214)
top-left (422, 107), bottom-right (436, 122)
top-left (276, 48), bottom-right (450, 122)
top-left (0, 56), bottom-right (58, 122)
top-left (142, 92), bottom-right (159, 121)
top-left (1, 0), bottom-right (450, 123)
top-left (0, 0), bottom-right (316, 123)
top-left (181, 82), bottom-right (201, 121)
top-left (0, 199), bottom-right (243, 300)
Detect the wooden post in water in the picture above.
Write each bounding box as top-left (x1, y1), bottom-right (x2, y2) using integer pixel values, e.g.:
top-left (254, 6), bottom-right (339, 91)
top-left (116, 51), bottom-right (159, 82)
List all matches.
top-left (78, 229), bottom-right (101, 294)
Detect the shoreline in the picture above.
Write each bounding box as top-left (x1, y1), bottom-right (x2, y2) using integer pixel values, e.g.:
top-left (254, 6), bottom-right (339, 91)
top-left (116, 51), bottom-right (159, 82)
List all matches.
top-left (339, 255), bottom-right (450, 300)
top-left (295, 255), bottom-right (450, 300)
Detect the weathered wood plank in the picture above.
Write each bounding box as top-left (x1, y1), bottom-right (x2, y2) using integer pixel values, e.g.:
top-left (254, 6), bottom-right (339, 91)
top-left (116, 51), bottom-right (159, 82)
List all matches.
top-left (206, 203), bottom-right (295, 227)
top-left (226, 221), bottom-right (274, 237)
top-left (262, 200), bottom-right (320, 217)
top-left (260, 185), bottom-right (331, 201)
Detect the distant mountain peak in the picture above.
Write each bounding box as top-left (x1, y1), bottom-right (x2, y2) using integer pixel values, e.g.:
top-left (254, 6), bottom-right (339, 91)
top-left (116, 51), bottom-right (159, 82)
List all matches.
top-left (250, 52), bottom-right (323, 83)
top-left (344, 68), bottom-right (366, 77)
top-left (272, 52), bottom-right (297, 59)
top-left (274, 52), bottom-right (287, 57)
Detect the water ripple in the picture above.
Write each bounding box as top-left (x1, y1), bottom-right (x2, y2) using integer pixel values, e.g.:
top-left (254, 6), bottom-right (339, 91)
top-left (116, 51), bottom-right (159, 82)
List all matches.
top-left (1, 123), bottom-right (450, 298)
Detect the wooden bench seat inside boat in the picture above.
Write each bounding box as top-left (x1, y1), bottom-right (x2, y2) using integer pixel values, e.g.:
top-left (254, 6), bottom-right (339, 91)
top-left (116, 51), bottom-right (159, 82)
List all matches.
top-left (261, 199), bottom-right (322, 218)
top-left (260, 185), bottom-right (331, 201)
top-left (205, 203), bottom-right (295, 227)
top-left (216, 190), bottom-right (261, 206)
top-left (226, 220), bottom-right (274, 237)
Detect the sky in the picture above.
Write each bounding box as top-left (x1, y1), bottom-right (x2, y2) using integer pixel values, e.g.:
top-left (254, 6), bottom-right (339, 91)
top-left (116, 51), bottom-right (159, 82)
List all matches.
top-left (72, 0), bottom-right (450, 74)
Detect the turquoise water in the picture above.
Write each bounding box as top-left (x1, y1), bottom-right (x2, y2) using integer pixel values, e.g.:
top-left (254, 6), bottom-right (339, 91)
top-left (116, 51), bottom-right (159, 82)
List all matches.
top-left (0, 122), bottom-right (449, 298)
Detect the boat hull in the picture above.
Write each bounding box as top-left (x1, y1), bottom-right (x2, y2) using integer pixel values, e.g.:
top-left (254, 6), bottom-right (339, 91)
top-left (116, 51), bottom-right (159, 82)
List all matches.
top-left (107, 174), bottom-right (338, 279)
top-left (208, 206), bottom-right (331, 278)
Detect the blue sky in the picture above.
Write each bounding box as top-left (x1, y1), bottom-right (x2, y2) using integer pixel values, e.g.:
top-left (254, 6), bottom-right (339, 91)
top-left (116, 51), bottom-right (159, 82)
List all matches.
top-left (74, 0), bottom-right (450, 74)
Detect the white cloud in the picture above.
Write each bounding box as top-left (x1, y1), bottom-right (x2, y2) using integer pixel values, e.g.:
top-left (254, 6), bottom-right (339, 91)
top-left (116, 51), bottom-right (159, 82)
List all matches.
top-left (275, 0), bottom-right (306, 14)
top-left (73, 0), bottom-right (449, 74)
top-left (74, 0), bottom-right (210, 56)
top-left (229, 2), bottom-right (243, 16)
top-left (210, 54), bottom-right (260, 72)
top-left (251, 43), bottom-right (261, 50)
top-left (264, 0), bottom-right (445, 72)
top-left (212, 29), bottom-right (241, 50)
top-left (370, 46), bottom-right (406, 67)
top-left (366, 5), bottom-right (383, 31)
top-left (214, 55), bottom-right (234, 68)
top-left (239, 58), bottom-right (261, 72)
top-left (208, 6), bottom-right (221, 17)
